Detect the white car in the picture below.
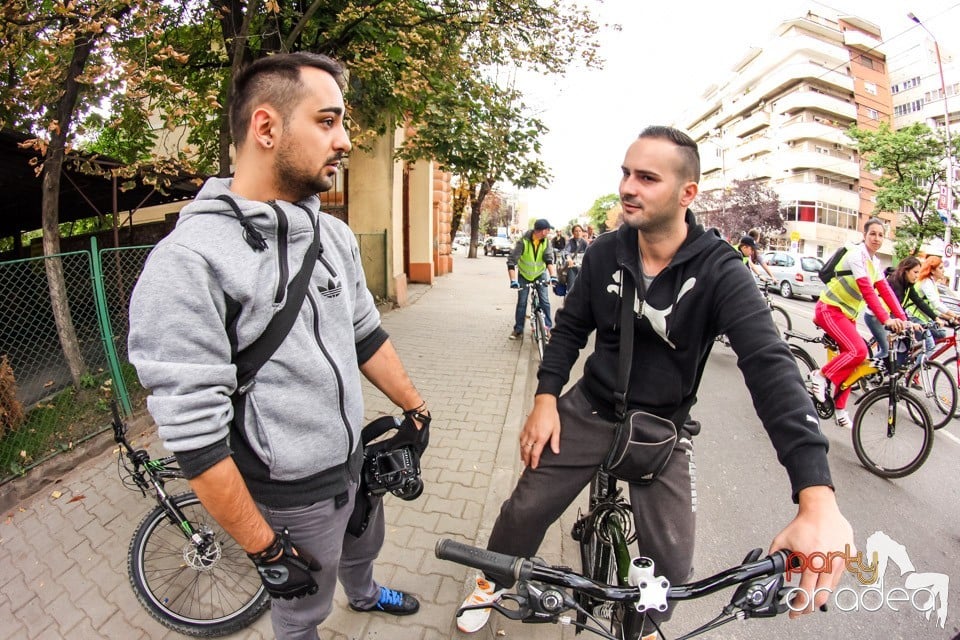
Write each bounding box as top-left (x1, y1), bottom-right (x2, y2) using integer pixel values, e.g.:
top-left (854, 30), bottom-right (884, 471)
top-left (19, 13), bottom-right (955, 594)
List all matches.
top-left (762, 251), bottom-right (825, 300)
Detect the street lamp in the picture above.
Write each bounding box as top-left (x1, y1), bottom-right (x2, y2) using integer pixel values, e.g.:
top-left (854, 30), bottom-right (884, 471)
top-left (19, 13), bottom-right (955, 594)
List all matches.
top-left (908, 12), bottom-right (955, 263)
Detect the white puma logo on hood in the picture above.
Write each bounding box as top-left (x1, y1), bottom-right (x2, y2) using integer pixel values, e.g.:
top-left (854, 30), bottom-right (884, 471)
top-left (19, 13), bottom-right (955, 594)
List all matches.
top-left (610, 269), bottom-right (696, 349)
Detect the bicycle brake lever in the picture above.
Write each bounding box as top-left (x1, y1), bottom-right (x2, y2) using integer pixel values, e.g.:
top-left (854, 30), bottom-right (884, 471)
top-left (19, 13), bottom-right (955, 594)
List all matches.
top-left (457, 594), bottom-right (532, 622)
top-left (728, 573), bottom-right (786, 618)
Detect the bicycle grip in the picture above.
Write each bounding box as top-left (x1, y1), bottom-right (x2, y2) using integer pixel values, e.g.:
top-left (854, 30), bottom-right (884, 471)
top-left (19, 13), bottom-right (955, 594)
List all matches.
top-left (435, 539), bottom-right (524, 588)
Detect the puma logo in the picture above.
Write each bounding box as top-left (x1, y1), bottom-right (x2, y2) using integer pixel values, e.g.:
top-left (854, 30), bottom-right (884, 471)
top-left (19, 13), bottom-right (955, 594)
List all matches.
top-left (609, 269), bottom-right (696, 349)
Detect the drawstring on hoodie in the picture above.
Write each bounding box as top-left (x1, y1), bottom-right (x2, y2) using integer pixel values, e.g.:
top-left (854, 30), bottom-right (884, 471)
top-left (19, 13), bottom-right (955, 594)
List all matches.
top-left (216, 194), bottom-right (268, 252)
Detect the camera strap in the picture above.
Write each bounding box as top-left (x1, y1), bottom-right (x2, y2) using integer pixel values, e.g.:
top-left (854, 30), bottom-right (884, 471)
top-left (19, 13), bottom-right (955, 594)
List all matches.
top-left (233, 216), bottom-right (320, 396)
top-left (614, 267), bottom-right (640, 422)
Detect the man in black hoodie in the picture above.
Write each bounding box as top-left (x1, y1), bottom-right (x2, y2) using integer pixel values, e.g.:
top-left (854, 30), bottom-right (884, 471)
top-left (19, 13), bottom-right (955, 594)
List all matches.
top-left (456, 126), bottom-right (853, 638)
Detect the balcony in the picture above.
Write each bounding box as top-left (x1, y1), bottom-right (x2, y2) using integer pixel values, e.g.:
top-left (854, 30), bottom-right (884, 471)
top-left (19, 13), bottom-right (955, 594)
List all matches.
top-left (732, 135), bottom-right (774, 160)
top-left (843, 29), bottom-right (885, 55)
top-left (780, 120), bottom-right (852, 146)
top-left (776, 182), bottom-right (859, 209)
top-left (729, 111), bottom-right (770, 138)
top-left (781, 149), bottom-right (860, 180)
top-left (775, 90), bottom-right (857, 119)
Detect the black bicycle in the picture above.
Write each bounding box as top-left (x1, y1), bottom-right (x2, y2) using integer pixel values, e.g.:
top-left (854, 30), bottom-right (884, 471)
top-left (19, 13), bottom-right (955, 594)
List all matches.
top-left (439, 534), bottom-right (791, 640)
top-left (113, 404), bottom-right (270, 636)
top-left (524, 281), bottom-right (550, 360)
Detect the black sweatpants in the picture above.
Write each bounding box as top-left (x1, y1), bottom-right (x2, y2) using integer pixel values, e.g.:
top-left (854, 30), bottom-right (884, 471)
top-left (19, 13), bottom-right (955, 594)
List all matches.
top-left (486, 381), bottom-right (697, 633)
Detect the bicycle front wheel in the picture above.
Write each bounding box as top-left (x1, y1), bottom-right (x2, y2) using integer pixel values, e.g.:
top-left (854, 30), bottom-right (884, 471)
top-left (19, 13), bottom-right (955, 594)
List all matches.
top-left (534, 310), bottom-right (547, 361)
top-left (936, 355), bottom-right (960, 418)
top-left (769, 304), bottom-right (792, 340)
top-left (904, 359), bottom-right (956, 430)
top-left (128, 492), bottom-right (270, 637)
top-left (852, 389), bottom-right (934, 478)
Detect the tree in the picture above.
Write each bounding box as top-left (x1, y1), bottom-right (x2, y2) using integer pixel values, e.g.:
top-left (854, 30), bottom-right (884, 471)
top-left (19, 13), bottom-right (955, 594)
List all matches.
top-left (694, 180), bottom-right (783, 241)
top-left (848, 122), bottom-right (959, 257)
top-left (0, 1), bottom-right (207, 387)
top-left (585, 194), bottom-right (620, 232)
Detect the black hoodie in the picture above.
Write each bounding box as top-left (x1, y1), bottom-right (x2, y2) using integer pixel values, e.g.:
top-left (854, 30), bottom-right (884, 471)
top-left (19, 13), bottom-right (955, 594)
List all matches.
top-left (538, 211), bottom-right (832, 501)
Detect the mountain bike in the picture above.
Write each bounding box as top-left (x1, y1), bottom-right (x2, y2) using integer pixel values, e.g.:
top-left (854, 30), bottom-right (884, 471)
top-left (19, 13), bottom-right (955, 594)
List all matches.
top-left (786, 330), bottom-right (935, 478)
top-left (112, 403), bottom-right (270, 636)
top-left (759, 280), bottom-right (792, 339)
top-left (867, 320), bottom-right (960, 421)
top-left (524, 281), bottom-right (550, 360)
top-left (439, 531), bottom-right (792, 639)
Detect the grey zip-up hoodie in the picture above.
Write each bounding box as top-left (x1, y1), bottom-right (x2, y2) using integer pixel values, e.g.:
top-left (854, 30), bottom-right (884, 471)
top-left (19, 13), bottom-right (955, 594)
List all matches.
top-left (128, 178), bottom-right (387, 507)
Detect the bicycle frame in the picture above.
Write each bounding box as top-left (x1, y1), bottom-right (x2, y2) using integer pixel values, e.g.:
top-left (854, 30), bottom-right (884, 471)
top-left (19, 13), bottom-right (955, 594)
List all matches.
top-left (112, 404), bottom-right (208, 545)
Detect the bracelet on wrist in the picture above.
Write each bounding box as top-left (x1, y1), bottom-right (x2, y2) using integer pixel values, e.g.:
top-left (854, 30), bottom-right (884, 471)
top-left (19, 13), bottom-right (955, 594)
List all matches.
top-left (247, 532), bottom-right (281, 561)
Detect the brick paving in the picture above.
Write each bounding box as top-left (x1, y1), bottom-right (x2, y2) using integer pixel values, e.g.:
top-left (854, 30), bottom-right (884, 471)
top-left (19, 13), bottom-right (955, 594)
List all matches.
top-left (0, 249), bottom-right (578, 640)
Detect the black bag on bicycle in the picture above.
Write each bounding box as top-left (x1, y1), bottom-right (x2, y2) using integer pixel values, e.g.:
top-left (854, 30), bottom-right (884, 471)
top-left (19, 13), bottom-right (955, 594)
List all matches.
top-left (601, 268), bottom-right (678, 484)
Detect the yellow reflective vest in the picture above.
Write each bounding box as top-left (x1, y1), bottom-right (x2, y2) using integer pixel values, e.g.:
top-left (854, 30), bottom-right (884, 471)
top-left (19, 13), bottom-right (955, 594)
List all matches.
top-left (818, 245), bottom-right (881, 320)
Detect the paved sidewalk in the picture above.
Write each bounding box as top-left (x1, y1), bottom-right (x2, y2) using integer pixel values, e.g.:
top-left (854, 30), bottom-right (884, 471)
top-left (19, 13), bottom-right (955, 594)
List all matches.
top-left (0, 249), bottom-right (578, 640)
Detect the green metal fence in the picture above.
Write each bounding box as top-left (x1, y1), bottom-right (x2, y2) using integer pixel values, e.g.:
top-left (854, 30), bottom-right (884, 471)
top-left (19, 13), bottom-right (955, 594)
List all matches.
top-left (0, 231), bottom-right (387, 485)
top-left (0, 245), bottom-right (149, 483)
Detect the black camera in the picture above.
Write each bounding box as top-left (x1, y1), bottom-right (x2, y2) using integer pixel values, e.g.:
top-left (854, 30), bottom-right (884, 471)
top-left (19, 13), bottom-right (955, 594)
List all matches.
top-left (360, 414), bottom-right (429, 501)
top-left (365, 444), bottom-right (423, 500)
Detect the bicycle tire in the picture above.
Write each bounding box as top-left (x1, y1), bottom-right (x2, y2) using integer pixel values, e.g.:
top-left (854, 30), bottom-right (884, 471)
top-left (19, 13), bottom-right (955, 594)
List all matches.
top-left (852, 388), bottom-right (934, 478)
top-left (937, 355), bottom-right (960, 418)
top-left (769, 304), bottom-right (792, 340)
top-left (790, 344), bottom-right (834, 419)
top-left (128, 492), bottom-right (270, 637)
top-left (903, 359), bottom-right (956, 430)
top-left (534, 310), bottom-right (547, 361)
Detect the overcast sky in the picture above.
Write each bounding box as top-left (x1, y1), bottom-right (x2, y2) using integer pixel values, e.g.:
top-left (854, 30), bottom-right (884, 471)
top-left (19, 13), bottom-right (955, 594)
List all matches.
top-left (514, 0), bottom-right (960, 228)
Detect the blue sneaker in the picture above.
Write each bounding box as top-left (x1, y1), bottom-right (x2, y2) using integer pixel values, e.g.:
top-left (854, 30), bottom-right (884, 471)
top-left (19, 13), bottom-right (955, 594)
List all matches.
top-left (350, 586), bottom-right (420, 616)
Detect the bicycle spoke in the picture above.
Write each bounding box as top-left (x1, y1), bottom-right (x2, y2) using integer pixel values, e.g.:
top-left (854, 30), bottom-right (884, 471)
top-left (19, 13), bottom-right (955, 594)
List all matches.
top-left (853, 391), bottom-right (933, 478)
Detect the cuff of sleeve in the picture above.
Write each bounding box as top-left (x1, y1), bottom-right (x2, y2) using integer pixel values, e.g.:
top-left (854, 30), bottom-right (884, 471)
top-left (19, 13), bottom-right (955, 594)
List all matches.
top-left (535, 375), bottom-right (564, 398)
top-left (175, 438), bottom-right (233, 480)
top-left (356, 326), bottom-right (389, 365)
top-left (782, 444), bottom-right (834, 503)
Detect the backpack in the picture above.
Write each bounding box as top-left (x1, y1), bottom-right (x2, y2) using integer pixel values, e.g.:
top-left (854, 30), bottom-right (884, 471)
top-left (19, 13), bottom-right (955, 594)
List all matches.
top-left (818, 245), bottom-right (852, 284)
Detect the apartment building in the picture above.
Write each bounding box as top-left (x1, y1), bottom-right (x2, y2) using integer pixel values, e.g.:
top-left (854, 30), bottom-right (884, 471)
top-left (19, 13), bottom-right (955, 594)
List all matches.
top-left (677, 11), bottom-right (895, 263)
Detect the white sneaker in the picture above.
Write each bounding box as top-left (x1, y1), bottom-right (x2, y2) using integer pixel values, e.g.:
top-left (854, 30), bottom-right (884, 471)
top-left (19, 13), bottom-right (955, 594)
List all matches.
top-left (809, 370), bottom-right (828, 404)
top-left (456, 576), bottom-right (506, 633)
top-left (835, 409), bottom-right (851, 429)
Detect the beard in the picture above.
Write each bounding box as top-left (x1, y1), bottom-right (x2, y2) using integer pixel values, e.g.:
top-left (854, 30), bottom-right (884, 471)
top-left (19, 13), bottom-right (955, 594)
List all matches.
top-left (620, 200), bottom-right (675, 235)
top-left (275, 136), bottom-right (338, 201)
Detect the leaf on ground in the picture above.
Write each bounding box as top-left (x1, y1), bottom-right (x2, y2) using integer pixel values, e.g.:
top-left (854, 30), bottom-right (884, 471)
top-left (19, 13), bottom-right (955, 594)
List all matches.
top-left (43, 380), bottom-right (54, 387)
top-left (67, 495), bottom-right (86, 503)
top-left (50, 490), bottom-right (62, 499)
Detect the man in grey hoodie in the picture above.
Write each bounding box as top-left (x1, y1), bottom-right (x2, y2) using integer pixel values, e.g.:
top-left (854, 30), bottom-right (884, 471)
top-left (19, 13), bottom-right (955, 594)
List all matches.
top-left (128, 52), bottom-right (428, 639)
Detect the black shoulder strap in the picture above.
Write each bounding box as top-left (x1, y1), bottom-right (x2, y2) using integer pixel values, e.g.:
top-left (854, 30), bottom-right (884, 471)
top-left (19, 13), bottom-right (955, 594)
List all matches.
top-left (234, 221), bottom-right (320, 395)
top-left (614, 268), bottom-right (638, 421)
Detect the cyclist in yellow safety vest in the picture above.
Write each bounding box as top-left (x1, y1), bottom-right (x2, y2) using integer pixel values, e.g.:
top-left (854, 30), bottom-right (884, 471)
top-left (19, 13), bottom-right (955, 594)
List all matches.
top-left (506, 218), bottom-right (558, 340)
top-left (809, 218), bottom-right (908, 429)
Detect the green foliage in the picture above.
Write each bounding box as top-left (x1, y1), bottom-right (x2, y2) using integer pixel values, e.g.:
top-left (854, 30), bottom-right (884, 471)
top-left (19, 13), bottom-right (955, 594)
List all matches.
top-left (585, 194), bottom-right (620, 231)
top-left (847, 122), bottom-right (958, 256)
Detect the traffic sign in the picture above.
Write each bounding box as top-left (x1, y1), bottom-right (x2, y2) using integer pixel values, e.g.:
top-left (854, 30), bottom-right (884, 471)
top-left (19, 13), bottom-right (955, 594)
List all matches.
top-left (946, 243), bottom-right (955, 258)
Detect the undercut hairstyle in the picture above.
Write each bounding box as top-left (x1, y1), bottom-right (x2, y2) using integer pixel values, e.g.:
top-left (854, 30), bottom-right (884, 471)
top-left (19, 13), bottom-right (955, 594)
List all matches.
top-left (893, 256), bottom-right (921, 284)
top-left (229, 52), bottom-right (346, 147)
top-left (863, 217), bottom-right (886, 234)
top-left (638, 125), bottom-right (700, 183)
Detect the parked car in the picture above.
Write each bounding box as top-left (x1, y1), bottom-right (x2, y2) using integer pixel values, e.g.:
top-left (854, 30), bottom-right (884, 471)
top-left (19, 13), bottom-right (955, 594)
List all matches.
top-left (762, 251), bottom-right (825, 300)
top-left (484, 236), bottom-right (515, 257)
top-left (937, 284), bottom-right (960, 316)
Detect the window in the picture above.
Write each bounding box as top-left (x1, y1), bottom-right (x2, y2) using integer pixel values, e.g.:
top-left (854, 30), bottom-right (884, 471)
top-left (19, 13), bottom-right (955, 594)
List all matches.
top-left (864, 82), bottom-right (877, 96)
top-left (860, 55), bottom-right (874, 70)
top-left (865, 107), bottom-right (879, 120)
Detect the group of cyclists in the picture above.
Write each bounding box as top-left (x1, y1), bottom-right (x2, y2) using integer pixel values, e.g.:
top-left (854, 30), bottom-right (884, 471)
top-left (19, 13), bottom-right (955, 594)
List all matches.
top-left (738, 218), bottom-right (959, 430)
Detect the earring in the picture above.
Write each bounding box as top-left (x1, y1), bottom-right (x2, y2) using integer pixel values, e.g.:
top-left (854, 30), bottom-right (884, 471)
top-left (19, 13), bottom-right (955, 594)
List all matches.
top-left (263, 139), bottom-right (272, 148)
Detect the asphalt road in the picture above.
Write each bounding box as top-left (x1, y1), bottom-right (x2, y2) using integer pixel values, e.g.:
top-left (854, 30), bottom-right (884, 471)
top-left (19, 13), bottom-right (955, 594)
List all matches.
top-left (540, 290), bottom-right (959, 640)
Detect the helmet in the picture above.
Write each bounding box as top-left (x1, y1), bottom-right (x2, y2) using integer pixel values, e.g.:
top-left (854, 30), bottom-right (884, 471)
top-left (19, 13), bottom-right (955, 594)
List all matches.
top-left (553, 282), bottom-right (567, 297)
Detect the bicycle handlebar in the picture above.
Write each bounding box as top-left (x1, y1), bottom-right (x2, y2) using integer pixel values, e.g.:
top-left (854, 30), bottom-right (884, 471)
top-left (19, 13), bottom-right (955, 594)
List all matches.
top-left (436, 538), bottom-right (790, 603)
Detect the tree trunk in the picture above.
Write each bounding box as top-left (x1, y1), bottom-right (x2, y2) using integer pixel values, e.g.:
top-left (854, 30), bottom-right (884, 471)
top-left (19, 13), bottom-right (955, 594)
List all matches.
top-left (467, 179), bottom-right (493, 259)
top-left (215, 0), bottom-right (260, 176)
top-left (40, 26), bottom-right (102, 387)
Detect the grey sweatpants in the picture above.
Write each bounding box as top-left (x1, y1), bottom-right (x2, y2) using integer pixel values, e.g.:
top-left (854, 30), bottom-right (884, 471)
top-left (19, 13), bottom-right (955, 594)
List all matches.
top-left (486, 382), bottom-right (697, 634)
top-left (258, 484), bottom-right (385, 640)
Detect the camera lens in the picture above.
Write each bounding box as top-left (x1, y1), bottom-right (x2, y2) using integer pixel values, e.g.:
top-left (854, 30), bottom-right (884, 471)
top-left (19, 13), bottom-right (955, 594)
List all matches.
top-left (393, 477), bottom-right (424, 501)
